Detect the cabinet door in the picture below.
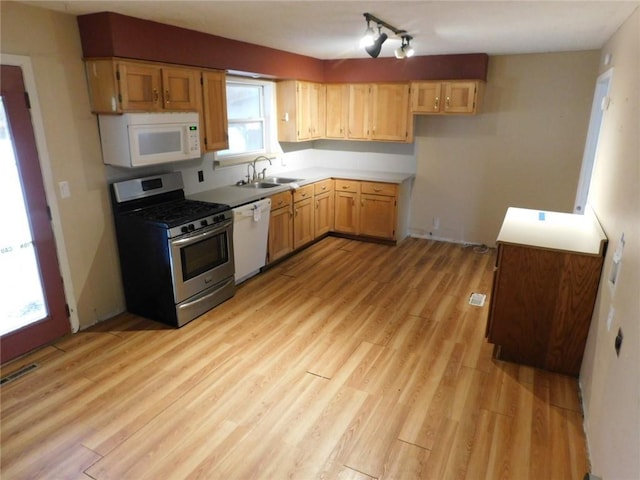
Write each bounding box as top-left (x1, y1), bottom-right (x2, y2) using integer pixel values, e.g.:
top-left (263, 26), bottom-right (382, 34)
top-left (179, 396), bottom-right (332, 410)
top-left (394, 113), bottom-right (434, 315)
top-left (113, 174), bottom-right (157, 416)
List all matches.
top-left (293, 197), bottom-right (314, 249)
top-left (325, 84), bottom-right (348, 139)
top-left (201, 71), bottom-right (229, 151)
top-left (268, 206), bottom-right (293, 263)
top-left (371, 83), bottom-right (410, 141)
top-left (161, 67), bottom-right (199, 111)
top-left (347, 84), bottom-right (370, 140)
top-left (443, 81), bottom-right (477, 113)
top-left (360, 194), bottom-right (396, 239)
top-left (411, 81), bottom-right (442, 113)
top-left (118, 62), bottom-right (162, 111)
top-left (334, 190), bottom-right (359, 234)
top-left (309, 82), bottom-right (325, 139)
top-left (296, 81), bottom-right (312, 141)
top-left (314, 190), bottom-right (334, 237)
top-left (85, 59), bottom-right (120, 113)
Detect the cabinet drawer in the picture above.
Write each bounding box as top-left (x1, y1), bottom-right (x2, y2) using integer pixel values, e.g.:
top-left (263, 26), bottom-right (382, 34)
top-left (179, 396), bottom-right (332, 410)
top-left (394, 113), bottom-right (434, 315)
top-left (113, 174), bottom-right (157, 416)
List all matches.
top-left (361, 181), bottom-right (397, 196)
top-left (314, 179), bottom-right (334, 195)
top-left (270, 191), bottom-right (292, 210)
top-left (293, 185), bottom-right (314, 203)
top-left (335, 179), bottom-right (360, 193)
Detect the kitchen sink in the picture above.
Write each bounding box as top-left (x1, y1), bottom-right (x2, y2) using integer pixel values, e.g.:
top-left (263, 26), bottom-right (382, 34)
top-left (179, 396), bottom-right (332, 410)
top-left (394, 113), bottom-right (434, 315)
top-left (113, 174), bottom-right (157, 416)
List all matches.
top-left (263, 177), bottom-right (302, 184)
top-left (237, 182), bottom-right (280, 189)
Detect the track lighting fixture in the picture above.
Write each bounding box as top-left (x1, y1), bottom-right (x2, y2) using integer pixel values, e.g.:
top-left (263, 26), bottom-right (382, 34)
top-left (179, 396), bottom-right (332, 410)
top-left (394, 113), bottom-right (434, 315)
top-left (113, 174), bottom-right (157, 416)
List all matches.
top-left (394, 35), bottom-right (415, 59)
top-left (360, 12), bottom-right (414, 59)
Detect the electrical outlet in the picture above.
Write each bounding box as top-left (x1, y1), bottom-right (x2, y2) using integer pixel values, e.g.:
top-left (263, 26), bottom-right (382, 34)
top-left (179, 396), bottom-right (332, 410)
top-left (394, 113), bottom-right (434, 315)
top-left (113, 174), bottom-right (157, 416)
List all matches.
top-left (433, 217), bottom-right (440, 229)
top-left (58, 181), bottom-right (70, 199)
top-left (197, 170), bottom-right (204, 182)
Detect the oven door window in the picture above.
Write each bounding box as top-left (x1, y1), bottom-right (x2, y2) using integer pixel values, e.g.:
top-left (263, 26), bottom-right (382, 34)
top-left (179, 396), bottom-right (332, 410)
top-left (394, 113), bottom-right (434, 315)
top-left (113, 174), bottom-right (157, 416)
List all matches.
top-left (181, 231), bottom-right (228, 281)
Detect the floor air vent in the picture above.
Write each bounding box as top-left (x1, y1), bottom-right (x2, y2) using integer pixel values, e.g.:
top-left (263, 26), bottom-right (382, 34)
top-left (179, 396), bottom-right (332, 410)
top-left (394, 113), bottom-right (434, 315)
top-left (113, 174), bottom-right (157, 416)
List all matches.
top-left (1, 363), bottom-right (39, 386)
top-left (468, 293), bottom-right (487, 307)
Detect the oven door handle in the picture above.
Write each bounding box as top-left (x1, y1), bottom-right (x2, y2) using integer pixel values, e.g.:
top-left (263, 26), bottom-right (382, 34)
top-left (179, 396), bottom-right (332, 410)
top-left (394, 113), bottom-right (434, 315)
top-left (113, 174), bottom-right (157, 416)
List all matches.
top-left (179, 277), bottom-right (234, 310)
top-left (171, 220), bottom-right (231, 247)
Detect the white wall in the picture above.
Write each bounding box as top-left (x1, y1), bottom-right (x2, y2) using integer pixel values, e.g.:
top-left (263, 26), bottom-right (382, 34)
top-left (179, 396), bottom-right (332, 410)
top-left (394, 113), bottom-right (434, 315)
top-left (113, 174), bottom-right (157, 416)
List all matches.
top-left (579, 8), bottom-right (640, 480)
top-left (409, 52), bottom-right (600, 246)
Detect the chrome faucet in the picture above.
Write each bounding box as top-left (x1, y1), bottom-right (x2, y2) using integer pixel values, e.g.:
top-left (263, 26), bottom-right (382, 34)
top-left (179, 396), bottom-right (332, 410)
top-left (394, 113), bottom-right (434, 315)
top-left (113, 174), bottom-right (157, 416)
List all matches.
top-left (250, 156), bottom-right (272, 182)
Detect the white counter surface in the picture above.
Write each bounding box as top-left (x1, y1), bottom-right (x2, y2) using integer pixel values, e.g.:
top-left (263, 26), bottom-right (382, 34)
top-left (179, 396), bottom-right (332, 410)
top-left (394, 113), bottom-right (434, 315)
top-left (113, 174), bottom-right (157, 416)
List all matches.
top-left (188, 168), bottom-right (414, 208)
top-left (497, 207), bottom-right (607, 256)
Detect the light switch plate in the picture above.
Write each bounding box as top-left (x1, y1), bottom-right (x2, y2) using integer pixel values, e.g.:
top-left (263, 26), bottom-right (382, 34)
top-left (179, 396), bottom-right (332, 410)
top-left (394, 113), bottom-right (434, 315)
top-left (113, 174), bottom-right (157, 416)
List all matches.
top-left (58, 181), bottom-right (70, 199)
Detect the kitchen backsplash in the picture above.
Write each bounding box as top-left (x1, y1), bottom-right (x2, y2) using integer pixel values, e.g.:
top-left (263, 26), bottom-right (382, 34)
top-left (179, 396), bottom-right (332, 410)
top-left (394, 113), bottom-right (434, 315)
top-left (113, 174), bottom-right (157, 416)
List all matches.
top-left (104, 141), bottom-right (417, 196)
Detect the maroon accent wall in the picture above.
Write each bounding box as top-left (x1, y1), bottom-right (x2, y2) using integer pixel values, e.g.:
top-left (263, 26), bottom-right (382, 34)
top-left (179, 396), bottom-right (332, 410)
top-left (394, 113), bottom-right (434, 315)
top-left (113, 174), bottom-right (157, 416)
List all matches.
top-left (77, 12), bottom-right (488, 82)
top-left (323, 54), bottom-right (489, 82)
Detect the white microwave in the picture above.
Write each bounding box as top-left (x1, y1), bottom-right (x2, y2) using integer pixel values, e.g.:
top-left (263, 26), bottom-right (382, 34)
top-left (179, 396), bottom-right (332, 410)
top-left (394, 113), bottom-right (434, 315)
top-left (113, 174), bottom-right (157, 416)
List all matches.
top-left (99, 112), bottom-right (201, 167)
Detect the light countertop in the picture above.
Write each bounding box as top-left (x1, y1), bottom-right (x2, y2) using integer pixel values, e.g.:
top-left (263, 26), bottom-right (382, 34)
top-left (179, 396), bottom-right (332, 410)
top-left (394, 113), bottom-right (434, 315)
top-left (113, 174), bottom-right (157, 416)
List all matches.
top-left (188, 168), bottom-right (414, 208)
top-left (496, 207), bottom-right (607, 256)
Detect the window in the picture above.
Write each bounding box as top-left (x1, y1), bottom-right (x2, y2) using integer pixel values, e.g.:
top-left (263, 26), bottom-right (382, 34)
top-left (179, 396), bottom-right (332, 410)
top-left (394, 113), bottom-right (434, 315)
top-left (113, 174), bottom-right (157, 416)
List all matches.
top-left (215, 77), bottom-right (278, 164)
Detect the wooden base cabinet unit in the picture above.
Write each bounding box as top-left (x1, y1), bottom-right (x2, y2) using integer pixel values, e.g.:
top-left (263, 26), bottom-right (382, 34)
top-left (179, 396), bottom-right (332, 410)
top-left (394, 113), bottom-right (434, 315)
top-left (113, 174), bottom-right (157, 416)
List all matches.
top-left (267, 191), bottom-right (293, 264)
top-left (360, 182), bottom-right (397, 239)
top-left (334, 180), bottom-right (360, 234)
top-left (314, 179), bottom-right (334, 237)
top-left (486, 207), bottom-right (607, 376)
top-left (292, 185), bottom-right (315, 249)
top-left (334, 179), bottom-right (398, 241)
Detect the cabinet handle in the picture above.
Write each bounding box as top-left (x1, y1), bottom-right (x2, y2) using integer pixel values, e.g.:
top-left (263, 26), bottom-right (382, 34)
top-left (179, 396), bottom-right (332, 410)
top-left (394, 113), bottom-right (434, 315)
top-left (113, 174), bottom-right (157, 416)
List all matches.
top-left (322, 186), bottom-right (326, 190)
top-left (445, 96), bottom-right (451, 108)
top-left (434, 97), bottom-right (439, 110)
top-left (153, 89), bottom-right (159, 102)
top-left (316, 200), bottom-right (319, 209)
top-left (165, 90), bottom-right (170, 103)
top-left (361, 200), bottom-right (364, 207)
top-left (374, 188), bottom-right (382, 192)
top-left (295, 208), bottom-right (298, 216)
top-left (342, 185), bottom-right (349, 189)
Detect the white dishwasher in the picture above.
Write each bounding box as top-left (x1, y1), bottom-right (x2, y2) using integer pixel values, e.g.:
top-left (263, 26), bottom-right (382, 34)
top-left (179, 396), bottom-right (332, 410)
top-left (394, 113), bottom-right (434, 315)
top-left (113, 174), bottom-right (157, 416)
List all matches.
top-left (232, 198), bottom-right (271, 284)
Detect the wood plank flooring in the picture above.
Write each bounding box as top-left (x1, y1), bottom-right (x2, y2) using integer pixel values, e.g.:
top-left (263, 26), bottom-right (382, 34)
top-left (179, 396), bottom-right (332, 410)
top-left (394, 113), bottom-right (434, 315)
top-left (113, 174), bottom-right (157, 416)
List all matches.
top-left (0, 237), bottom-right (590, 479)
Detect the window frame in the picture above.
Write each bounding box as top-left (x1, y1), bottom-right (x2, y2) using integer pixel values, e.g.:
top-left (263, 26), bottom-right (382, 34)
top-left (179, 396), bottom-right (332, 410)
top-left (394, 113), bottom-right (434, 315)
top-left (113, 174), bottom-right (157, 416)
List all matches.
top-left (214, 76), bottom-right (279, 166)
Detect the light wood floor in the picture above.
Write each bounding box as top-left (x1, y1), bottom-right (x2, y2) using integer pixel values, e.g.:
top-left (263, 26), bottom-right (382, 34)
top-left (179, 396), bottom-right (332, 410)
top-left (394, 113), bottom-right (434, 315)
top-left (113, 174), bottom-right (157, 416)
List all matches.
top-left (1, 237), bottom-right (589, 479)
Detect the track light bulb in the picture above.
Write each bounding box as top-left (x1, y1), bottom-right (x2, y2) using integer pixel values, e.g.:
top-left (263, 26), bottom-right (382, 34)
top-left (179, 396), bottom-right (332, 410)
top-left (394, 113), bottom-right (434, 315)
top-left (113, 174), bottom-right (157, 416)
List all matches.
top-left (360, 20), bottom-right (375, 48)
top-left (405, 44), bottom-right (415, 57)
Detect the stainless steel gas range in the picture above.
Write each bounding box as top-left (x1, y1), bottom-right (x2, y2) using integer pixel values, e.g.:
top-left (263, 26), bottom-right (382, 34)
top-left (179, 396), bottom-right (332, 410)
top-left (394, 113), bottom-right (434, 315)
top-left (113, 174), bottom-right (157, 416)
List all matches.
top-left (110, 172), bottom-right (235, 327)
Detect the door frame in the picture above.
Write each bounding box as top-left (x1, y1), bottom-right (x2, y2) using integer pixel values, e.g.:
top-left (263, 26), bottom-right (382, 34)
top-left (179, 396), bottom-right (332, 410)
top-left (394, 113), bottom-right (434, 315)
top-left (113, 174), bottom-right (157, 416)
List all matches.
top-left (574, 68), bottom-right (613, 214)
top-left (1, 53), bottom-right (79, 332)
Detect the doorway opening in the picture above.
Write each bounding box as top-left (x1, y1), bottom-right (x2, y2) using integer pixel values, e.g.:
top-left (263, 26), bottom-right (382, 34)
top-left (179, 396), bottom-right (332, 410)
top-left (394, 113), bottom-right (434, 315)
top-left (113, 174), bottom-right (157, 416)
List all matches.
top-left (574, 69), bottom-right (612, 214)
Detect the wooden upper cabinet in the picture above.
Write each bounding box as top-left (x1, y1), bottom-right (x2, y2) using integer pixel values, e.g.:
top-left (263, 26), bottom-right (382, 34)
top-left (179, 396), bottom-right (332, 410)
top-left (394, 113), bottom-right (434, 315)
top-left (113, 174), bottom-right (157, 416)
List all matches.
top-left (410, 81), bottom-right (442, 113)
top-left (325, 84), bottom-right (349, 139)
top-left (117, 62), bottom-right (162, 111)
top-left (347, 84), bottom-right (371, 140)
top-left (85, 58), bottom-right (201, 113)
top-left (277, 80), bottom-right (324, 142)
top-left (411, 80), bottom-right (482, 115)
top-left (160, 67), bottom-right (199, 111)
top-left (347, 83), bottom-right (411, 142)
top-left (371, 83), bottom-right (411, 141)
top-left (201, 70), bottom-right (229, 152)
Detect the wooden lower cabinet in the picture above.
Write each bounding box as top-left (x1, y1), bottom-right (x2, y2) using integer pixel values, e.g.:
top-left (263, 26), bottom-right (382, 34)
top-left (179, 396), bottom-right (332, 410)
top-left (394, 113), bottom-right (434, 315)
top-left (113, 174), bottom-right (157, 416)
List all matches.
top-left (487, 237), bottom-right (605, 376)
top-left (334, 179), bottom-right (397, 240)
top-left (267, 191), bottom-right (293, 263)
top-left (360, 194), bottom-right (396, 239)
top-left (314, 180), bottom-right (334, 237)
top-left (293, 197), bottom-right (314, 249)
top-left (334, 191), bottom-right (359, 234)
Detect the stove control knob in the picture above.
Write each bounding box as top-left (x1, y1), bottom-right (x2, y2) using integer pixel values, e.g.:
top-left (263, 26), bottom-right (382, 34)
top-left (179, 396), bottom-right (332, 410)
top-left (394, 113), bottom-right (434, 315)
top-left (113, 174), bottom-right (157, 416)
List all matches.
top-left (181, 226), bottom-right (189, 234)
top-left (201, 219), bottom-right (208, 227)
top-left (188, 224), bottom-right (195, 232)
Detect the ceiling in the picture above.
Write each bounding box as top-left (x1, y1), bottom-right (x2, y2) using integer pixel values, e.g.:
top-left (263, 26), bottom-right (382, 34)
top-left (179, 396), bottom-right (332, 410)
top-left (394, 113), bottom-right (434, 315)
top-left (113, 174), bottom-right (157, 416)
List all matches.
top-left (20, 1), bottom-right (640, 59)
